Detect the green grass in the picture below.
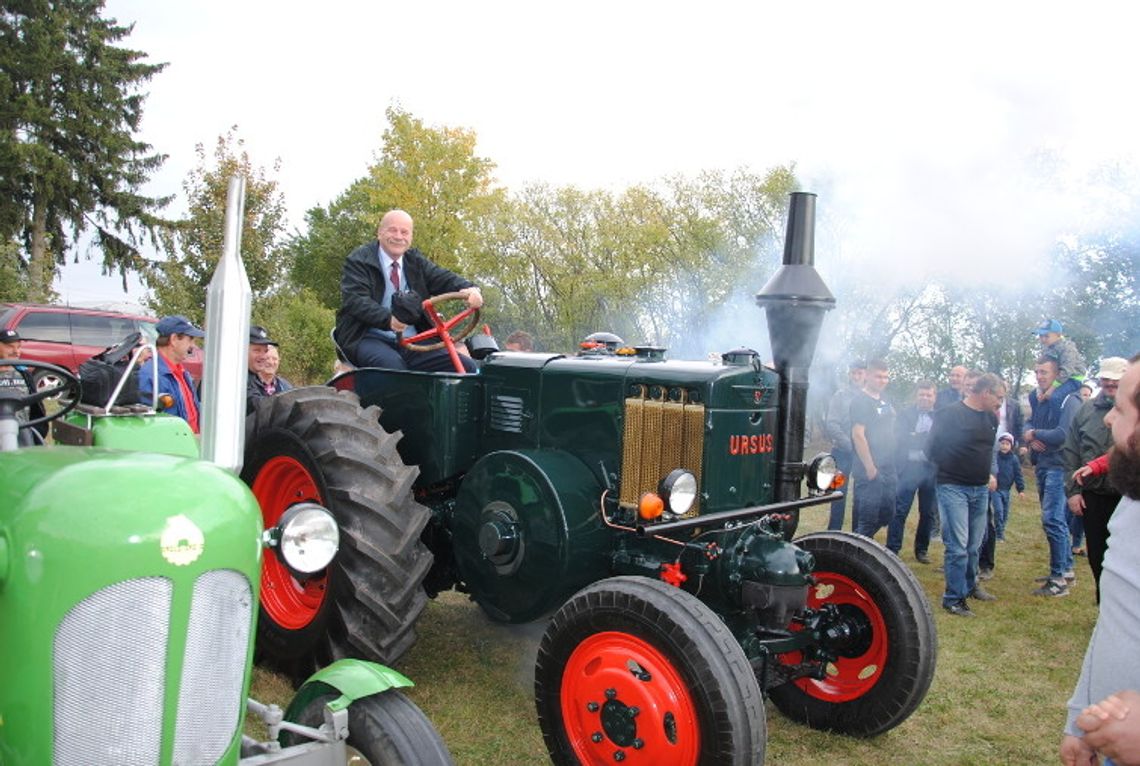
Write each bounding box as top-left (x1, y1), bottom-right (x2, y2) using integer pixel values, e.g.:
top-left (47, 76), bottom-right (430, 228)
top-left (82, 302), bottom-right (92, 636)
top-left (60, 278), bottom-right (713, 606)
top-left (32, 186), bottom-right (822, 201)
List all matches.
top-left (251, 477), bottom-right (1099, 765)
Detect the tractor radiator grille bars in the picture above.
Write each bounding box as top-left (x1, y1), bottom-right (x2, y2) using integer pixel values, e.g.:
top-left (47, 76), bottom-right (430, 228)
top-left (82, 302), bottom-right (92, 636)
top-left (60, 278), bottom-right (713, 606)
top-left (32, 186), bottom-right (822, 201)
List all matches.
top-left (619, 388), bottom-right (705, 512)
top-left (53, 572), bottom-right (253, 765)
top-left (174, 569), bottom-right (252, 765)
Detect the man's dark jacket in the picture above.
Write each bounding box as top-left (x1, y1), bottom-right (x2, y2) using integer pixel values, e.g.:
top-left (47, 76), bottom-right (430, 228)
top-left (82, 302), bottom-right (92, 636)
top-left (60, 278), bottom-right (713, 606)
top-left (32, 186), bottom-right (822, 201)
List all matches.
top-left (334, 242), bottom-right (475, 363)
top-left (1062, 391), bottom-right (1117, 497)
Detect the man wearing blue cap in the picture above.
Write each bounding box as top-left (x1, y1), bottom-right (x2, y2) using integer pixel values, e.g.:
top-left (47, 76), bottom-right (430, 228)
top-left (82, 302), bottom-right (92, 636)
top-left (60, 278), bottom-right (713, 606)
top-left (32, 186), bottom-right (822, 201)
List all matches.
top-left (139, 315), bottom-right (205, 434)
top-left (1035, 318), bottom-right (1086, 402)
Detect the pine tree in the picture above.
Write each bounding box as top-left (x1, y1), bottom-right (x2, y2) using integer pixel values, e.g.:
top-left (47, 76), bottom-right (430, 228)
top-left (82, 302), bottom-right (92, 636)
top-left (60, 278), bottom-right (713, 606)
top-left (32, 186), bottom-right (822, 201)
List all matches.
top-left (0, 0), bottom-right (170, 299)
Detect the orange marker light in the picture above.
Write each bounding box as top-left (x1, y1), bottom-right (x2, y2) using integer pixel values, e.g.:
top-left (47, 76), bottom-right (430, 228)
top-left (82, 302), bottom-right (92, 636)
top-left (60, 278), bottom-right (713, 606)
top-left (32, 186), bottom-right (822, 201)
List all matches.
top-left (639, 492), bottom-right (665, 520)
top-left (157, 394), bottom-right (175, 410)
top-left (831, 473), bottom-right (847, 490)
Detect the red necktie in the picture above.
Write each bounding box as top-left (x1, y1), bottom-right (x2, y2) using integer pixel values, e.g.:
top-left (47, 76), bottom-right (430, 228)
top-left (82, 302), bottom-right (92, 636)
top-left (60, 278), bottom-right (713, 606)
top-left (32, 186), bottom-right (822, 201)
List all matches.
top-left (390, 261), bottom-right (400, 292)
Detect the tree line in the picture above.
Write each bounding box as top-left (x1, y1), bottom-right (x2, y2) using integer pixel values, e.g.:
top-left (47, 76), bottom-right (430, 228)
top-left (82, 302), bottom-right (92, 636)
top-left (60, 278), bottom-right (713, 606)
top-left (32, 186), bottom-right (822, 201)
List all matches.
top-left (3, 2), bottom-right (1139, 393)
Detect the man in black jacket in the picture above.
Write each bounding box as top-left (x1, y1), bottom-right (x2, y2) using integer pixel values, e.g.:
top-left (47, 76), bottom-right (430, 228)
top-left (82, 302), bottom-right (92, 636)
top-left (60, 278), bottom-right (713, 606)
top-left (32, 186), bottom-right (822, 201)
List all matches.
top-left (334, 210), bottom-right (483, 372)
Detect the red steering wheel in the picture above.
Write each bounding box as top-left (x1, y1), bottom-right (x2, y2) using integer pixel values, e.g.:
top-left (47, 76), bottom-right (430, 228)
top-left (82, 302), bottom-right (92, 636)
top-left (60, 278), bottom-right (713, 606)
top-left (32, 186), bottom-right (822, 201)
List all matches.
top-left (399, 292), bottom-right (482, 373)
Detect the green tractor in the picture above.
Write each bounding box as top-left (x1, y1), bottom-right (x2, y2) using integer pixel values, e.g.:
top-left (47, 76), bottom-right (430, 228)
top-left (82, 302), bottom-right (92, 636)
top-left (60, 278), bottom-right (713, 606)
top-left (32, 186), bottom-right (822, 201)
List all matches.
top-left (248, 192), bottom-right (937, 765)
top-left (0, 178), bottom-right (453, 765)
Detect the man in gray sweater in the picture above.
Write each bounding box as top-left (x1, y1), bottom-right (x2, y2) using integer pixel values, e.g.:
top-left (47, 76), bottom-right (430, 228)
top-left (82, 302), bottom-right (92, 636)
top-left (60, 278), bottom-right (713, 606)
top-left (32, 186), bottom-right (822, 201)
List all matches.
top-left (1061, 353), bottom-right (1140, 766)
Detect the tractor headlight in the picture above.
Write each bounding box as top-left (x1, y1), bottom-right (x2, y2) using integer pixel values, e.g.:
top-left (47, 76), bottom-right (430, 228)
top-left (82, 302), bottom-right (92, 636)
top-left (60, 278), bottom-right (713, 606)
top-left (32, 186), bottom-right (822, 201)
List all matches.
top-left (272, 503), bottom-right (339, 573)
top-left (658, 469), bottom-right (698, 516)
top-left (806, 453), bottom-right (840, 493)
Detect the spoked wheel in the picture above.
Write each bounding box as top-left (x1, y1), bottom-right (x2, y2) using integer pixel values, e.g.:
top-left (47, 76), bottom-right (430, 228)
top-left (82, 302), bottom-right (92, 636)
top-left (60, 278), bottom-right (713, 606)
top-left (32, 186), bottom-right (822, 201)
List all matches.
top-left (399, 291), bottom-right (481, 373)
top-left (284, 689), bottom-right (454, 766)
top-left (535, 576), bottom-right (765, 766)
top-left (768, 531), bottom-right (937, 737)
top-left (243, 387), bottom-right (433, 675)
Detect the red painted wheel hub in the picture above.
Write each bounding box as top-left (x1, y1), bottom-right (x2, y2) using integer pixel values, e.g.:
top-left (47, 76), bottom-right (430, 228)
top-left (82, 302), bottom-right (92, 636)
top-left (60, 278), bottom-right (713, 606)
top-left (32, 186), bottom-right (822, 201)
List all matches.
top-left (252, 455), bottom-right (329, 630)
top-left (560, 631), bottom-right (700, 765)
top-left (780, 571), bottom-right (889, 702)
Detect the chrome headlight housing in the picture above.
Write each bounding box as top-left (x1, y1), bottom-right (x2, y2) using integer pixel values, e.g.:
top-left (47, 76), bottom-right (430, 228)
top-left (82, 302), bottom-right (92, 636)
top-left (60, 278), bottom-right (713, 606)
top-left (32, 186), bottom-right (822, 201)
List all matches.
top-left (264, 502), bottom-right (339, 574)
top-left (658, 469), bottom-right (698, 516)
top-left (806, 453), bottom-right (839, 494)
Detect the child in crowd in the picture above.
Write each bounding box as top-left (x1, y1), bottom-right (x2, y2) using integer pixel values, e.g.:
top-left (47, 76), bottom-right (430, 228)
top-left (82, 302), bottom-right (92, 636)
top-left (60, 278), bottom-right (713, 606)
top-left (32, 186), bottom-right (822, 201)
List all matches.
top-left (993, 432), bottom-right (1025, 541)
top-left (1035, 319), bottom-right (1087, 401)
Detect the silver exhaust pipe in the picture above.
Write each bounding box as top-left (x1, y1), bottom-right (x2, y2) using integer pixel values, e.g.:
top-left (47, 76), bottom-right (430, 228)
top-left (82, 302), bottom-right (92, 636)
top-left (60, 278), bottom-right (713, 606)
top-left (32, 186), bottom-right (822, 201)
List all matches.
top-left (199, 176), bottom-right (251, 473)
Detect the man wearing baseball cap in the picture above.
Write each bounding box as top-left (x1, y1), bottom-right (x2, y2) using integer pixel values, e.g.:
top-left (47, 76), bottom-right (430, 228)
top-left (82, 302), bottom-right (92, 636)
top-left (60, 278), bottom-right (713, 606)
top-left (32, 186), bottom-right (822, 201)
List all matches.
top-left (1063, 356), bottom-right (1128, 602)
top-left (247, 325), bottom-right (292, 413)
top-left (0, 328), bottom-right (47, 445)
top-left (139, 315), bottom-right (205, 433)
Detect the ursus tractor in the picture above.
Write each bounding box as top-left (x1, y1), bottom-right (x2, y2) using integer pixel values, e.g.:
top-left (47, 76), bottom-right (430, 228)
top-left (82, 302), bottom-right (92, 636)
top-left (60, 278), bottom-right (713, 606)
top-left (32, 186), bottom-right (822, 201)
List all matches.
top-left (246, 191), bottom-right (937, 765)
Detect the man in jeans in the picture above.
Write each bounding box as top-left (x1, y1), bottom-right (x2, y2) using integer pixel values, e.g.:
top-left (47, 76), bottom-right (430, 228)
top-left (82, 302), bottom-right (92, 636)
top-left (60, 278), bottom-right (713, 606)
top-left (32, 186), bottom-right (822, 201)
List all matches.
top-left (927, 373), bottom-right (1005, 617)
top-left (850, 359), bottom-right (897, 540)
top-left (887, 380), bottom-right (938, 564)
top-left (1025, 357), bottom-right (1084, 597)
top-left (824, 359), bottom-right (866, 530)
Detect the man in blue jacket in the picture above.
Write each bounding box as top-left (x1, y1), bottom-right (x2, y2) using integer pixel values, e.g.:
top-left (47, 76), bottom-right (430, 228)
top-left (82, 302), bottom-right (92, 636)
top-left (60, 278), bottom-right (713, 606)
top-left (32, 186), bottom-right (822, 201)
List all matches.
top-left (139, 315), bottom-right (204, 434)
top-left (1025, 356), bottom-right (1083, 597)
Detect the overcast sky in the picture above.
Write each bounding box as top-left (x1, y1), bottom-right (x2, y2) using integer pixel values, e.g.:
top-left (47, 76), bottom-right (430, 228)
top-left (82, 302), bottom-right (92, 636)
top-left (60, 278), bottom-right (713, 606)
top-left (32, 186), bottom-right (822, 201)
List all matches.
top-left (57, 0), bottom-right (1140, 305)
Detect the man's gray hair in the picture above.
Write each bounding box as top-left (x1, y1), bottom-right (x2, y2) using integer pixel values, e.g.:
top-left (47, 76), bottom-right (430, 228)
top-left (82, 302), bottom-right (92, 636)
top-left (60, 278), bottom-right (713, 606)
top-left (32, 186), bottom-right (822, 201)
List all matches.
top-left (971, 372), bottom-right (1005, 396)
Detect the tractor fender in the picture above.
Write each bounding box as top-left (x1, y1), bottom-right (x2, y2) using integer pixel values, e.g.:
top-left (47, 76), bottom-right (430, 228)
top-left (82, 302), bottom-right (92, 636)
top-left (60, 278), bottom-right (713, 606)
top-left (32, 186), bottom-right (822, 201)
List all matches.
top-left (283, 659), bottom-right (414, 720)
top-left (452, 449), bottom-right (611, 623)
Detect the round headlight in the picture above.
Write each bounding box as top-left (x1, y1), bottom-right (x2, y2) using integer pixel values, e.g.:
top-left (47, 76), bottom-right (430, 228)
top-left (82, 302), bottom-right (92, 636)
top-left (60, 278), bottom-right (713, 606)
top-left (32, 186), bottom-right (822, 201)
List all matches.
top-left (659, 469), bottom-right (698, 516)
top-left (807, 453), bottom-right (839, 492)
top-left (276, 503), bottom-right (339, 574)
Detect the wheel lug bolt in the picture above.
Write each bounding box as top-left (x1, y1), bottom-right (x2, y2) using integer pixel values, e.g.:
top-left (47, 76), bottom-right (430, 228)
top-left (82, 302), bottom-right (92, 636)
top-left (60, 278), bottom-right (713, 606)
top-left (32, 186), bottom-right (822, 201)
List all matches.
top-left (633, 738), bottom-right (644, 749)
top-left (605, 688), bottom-right (617, 699)
top-left (587, 701), bottom-right (599, 712)
top-left (628, 706), bottom-right (640, 717)
top-left (591, 732), bottom-right (604, 743)
top-left (614, 751), bottom-right (626, 762)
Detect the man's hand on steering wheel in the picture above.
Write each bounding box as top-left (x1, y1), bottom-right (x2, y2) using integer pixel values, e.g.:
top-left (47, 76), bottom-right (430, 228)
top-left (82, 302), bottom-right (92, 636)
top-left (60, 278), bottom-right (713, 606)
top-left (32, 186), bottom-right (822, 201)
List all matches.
top-left (461, 287), bottom-right (483, 309)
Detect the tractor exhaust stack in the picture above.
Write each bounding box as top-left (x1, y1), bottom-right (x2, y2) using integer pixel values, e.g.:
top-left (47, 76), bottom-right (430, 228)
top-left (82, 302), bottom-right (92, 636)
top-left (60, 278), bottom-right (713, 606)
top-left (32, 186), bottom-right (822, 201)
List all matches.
top-left (755, 192), bottom-right (836, 507)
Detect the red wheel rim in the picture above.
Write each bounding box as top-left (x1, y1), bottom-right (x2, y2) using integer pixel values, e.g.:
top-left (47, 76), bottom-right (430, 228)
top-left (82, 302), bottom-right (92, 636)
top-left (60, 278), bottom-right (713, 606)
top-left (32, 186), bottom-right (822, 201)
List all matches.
top-left (778, 571), bottom-right (889, 702)
top-left (251, 455), bottom-right (329, 630)
top-left (560, 631), bottom-right (700, 765)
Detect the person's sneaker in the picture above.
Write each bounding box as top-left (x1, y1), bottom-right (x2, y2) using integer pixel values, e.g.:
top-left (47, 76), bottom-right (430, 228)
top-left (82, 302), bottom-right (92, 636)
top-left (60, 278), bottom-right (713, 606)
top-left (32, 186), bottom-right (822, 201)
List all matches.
top-left (1064, 570), bottom-right (1077, 584)
top-left (915, 552), bottom-right (931, 565)
top-left (978, 568), bottom-right (995, 581)
top-left (969, 586), bottom-right (998, 601)
top-left (943, 601), bottom-right (975, 617)
top-left (1031, 579), bottom-right (1071, 597)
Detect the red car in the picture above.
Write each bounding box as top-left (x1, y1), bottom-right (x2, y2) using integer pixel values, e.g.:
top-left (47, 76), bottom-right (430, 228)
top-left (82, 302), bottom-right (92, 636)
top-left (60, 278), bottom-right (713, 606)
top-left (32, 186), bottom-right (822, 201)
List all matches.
top-left (0, 303), bottom-right (204, 392)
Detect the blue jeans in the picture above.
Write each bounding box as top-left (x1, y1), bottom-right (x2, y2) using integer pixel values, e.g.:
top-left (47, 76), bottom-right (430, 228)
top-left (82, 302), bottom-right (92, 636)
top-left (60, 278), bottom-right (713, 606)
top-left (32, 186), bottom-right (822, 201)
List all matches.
top-left (887, 461), bottom-right (937, 556)
top-left (1036, 466), bottom-right (1073, 578)
top-left (991, 488), bottom-right (1011, 539)
top-left (853, 471), bottom-right (898, 539)
top-left (828, 448), bottom-right (853, 530)
top-left (936, 483), bottom-right (989, 607)
top-left (1068, 508), bottom-right (1085, 550)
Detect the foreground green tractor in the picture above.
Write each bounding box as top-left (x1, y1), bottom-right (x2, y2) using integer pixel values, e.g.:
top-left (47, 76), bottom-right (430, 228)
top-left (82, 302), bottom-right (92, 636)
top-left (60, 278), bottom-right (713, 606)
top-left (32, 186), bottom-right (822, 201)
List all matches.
top-left (0, 178), bottom-right (453, 765)
top-left (249, 192), bottom-right (937, 764)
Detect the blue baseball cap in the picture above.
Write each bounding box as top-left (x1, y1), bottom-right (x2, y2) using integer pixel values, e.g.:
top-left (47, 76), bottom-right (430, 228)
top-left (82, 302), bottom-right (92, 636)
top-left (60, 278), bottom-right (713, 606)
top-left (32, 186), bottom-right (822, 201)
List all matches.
top-left (156, 315), bottom-right (205, 338)
top-left (1033, 319), bottom-right (1063, 336)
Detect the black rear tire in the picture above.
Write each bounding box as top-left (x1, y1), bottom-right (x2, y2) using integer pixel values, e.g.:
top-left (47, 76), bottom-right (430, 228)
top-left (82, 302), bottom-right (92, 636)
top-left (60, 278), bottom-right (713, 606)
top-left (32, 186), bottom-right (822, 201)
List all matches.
top-left (767, 531), bottom-right (937, 737)
top-left (243, 387), bottom-right (432, 673)
top-left (535, 576), bottom-right (765, 766)
top-left (285, 689), bottom-right (454, 765)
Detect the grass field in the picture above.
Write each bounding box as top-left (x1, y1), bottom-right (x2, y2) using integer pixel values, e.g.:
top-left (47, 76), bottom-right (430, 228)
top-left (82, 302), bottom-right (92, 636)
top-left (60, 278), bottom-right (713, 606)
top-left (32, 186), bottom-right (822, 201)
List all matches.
top-left (252, 477), bottom-right (1101, 765)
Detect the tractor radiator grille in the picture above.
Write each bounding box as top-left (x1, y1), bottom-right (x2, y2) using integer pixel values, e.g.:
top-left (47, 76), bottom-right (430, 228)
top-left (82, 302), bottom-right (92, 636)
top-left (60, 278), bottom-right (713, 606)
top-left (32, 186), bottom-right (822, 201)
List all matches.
top-left (619, 390), bottom-right (705, 512)
top-left (173, 569), bottom-right (253, 765)
top-left (53, 571), bottom-right (254, 766)
top-left (54, 577), bottom-right (172, 766)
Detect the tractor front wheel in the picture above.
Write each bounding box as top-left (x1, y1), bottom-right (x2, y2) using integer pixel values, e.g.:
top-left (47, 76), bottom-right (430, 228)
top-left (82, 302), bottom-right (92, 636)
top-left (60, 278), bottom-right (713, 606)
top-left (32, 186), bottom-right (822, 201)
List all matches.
top-left (535, 576), bottom-right (765, 766)
top-left (768, 531), bottom-right (937, 737)
top-left (284, 689), bottom-right (454, 765)
top-left (244, 387), bottom-right (432, 674)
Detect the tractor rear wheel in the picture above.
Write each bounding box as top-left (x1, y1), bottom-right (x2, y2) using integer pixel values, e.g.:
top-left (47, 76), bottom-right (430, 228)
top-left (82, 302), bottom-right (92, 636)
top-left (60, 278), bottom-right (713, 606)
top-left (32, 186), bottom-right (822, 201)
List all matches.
top-left (243, 387), bottom-right (432, 673)
top-left (768, 531), bottom-right (937, 737)
top-left (285, 689), bottom-right (454, 765)
top-left (535, 576), bottom-right (765, 766)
